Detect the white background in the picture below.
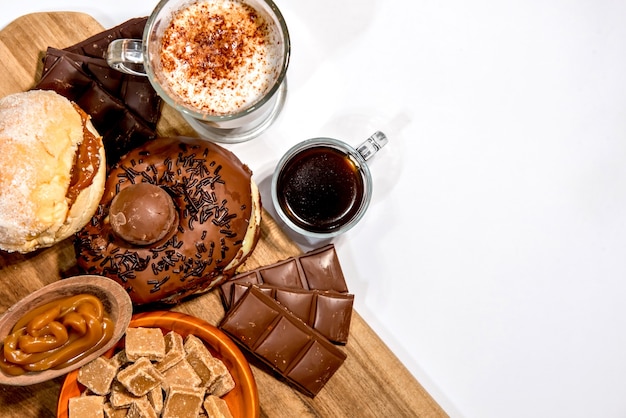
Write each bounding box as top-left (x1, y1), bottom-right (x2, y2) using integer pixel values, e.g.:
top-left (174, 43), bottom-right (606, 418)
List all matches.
top-left (3, 1), bottom-right (626, 417)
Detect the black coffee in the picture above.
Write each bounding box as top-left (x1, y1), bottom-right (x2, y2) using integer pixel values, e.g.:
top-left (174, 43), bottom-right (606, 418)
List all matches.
top-left (276, 146), bottom-right (365, 233)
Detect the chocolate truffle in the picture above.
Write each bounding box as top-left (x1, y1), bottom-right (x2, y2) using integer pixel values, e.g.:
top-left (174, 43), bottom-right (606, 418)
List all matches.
top-left (109, 183), bottom-right (176, 246)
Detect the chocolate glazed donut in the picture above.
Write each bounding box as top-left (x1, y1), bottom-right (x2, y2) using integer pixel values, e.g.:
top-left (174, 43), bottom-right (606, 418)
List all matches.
top-left (75, 137), bottom-right (261, 305)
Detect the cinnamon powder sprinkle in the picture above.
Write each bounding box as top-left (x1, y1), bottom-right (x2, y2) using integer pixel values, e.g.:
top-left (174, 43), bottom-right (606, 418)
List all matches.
top-left (158, 0), bottom-right (283, 115)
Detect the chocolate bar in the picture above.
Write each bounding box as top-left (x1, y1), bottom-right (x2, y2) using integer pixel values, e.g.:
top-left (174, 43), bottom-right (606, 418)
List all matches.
top-left (63, 17), bottom-right (148, 59)
top-left (57, 16), bottom-right (161, 129)
top-left (219, 285), bottom-right (347, 396)
top-left (42, 47), bottom-right (161, 128)
top-left (33, 17), bottom-right (162, 166)
top-left (35, 55), bottom-right (156, 165)
top-left (231, 283), bottom-right (353, 344)
top-left (219, 244), bottom-right (349, 308)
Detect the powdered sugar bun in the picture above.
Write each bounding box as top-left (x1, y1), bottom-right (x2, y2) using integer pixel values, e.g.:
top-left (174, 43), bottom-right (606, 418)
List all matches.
top-left (0, 90), bottom-right (106, 253)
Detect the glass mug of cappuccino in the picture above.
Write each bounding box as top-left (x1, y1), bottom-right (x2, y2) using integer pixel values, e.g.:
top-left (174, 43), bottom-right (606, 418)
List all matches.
top-left (107, 0), bottom-right (290, 143)
top-left (271, 131), bottom-right (389, 240)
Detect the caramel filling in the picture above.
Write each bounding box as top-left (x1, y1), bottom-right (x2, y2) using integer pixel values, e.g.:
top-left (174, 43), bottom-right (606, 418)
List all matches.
top-left (0, 294), bottom-right (113, 376)
top-left (66, 104), bottom-right (102, 206)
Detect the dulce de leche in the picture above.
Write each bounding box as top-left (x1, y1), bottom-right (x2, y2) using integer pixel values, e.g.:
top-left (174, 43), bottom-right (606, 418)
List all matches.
top-left (0, 294), bottom-right (114, 376)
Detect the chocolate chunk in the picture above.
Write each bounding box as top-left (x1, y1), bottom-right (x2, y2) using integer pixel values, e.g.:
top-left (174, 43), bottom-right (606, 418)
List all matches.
top-left (231, 283), bottom-right (353, 344)
top-left (219, 244), bottom-right (349, 308)
top-left (219, 285), bottom-right (347, 396)
top-left (42, 47), bottom-right (161, 128)
top-left (63, 17), bottom-right (149, 59)
top-left (35, 55), bottom-right (156, 165)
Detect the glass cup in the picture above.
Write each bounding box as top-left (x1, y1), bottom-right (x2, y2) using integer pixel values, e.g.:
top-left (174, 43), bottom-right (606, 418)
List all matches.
top-left (271, 131), bottom-right (389, 240)
top-left (106, 0), bottom-right (290, 143)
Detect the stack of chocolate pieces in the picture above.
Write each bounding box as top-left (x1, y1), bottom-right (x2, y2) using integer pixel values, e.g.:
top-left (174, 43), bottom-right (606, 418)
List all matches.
top-left (218, 244), bottom-right (354, 397)
top-left (33, 17), bottom-right (162, 166)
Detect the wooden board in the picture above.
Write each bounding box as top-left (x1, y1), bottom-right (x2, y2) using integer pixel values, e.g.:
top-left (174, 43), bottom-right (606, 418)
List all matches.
top-left (0, 12), bottom-right (448, 418)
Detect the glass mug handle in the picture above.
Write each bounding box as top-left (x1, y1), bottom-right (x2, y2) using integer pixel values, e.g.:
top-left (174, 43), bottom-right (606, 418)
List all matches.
top-left (106, 39), bottom-right (147, 77)
top-left (356, 131), bottom-right (389, 161)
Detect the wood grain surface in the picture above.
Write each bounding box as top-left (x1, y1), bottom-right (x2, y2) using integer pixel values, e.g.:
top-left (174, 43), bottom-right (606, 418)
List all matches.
top-left (0, 12), bottom-right (448, 418)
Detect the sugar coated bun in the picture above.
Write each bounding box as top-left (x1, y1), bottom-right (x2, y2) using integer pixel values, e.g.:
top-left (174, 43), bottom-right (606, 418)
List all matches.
top-left (0, 90), bottom-right (105, 253)
top-left (75, 137), bottom-right (262, 305)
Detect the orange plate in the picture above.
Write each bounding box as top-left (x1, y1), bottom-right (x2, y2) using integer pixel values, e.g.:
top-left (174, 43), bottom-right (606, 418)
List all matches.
top-left (57, 310), bottom-right (259, 418)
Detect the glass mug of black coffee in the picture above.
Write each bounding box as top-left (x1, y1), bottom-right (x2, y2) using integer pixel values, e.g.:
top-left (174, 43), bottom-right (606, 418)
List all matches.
top-left (271, 131), bottom-right (388, 239)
